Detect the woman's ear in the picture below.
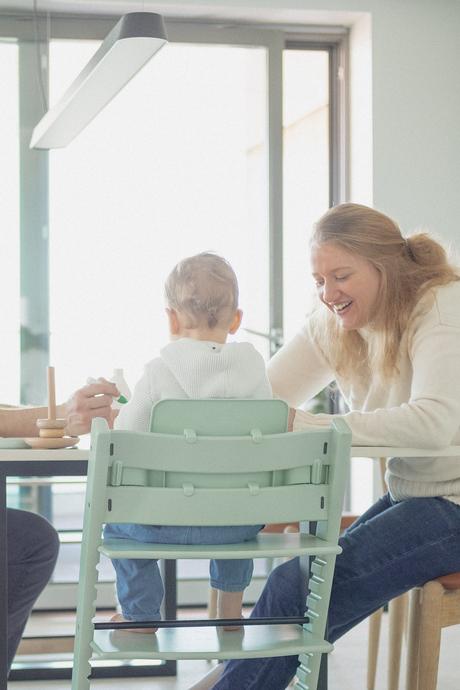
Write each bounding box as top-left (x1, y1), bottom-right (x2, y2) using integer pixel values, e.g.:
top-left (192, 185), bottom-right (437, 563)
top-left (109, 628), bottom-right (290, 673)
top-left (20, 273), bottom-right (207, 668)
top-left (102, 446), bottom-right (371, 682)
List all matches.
top-left (166, 308), bottom-right (180, 335)
top-left (228, 309), bottom-right (243, 334)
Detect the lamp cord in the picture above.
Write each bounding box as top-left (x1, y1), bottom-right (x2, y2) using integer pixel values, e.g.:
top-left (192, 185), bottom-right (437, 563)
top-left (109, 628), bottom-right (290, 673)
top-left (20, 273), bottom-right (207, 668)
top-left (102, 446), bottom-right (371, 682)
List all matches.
top-left (32, 0), bottom-right (49, 113)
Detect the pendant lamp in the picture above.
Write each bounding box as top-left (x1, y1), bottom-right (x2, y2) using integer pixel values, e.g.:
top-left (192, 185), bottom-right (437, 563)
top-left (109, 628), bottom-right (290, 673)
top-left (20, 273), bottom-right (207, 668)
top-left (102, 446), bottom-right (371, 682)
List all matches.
top-left (30, 12), bottom-right (167, 149)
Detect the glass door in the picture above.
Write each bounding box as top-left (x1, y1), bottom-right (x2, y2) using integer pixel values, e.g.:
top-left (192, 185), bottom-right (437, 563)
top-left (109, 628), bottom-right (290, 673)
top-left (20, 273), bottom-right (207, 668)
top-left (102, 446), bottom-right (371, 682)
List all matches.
top-left (46, 27), bottom-right (273, 607)
top-left (49, 37), bottom-right (271, 395)
top-left (0, 14), bottom-right (346, 608)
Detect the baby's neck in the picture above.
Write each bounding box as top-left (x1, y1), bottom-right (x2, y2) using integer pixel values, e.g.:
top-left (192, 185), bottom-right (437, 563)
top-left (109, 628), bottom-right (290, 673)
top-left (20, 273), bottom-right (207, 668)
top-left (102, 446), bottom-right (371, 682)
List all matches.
top-left (176, 328), bottom-right (229, 344)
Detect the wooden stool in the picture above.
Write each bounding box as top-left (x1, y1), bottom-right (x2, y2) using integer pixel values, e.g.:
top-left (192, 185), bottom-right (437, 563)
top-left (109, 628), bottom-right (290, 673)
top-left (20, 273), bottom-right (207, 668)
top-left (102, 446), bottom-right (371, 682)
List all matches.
top-left (405, 571), bottom-right (460, 690)
top-left (367, 593), bottom-right (409, 690)
top-left (367, 458), bottom-right (409, 690)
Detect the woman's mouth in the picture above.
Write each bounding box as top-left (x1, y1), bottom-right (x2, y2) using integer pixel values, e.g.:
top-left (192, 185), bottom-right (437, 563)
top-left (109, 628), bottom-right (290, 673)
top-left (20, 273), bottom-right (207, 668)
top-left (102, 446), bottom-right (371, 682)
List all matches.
top-left (333, 300), bottom-right (352, 315)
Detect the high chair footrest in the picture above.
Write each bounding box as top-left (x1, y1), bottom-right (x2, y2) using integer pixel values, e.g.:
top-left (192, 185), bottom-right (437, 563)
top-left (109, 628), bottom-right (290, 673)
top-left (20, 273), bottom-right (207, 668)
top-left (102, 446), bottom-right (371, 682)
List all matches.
top-left (91, 625), bottom-right (332, 660)
top-left (94, 616), bottom-right (310, 630)
top-left (99, 532), bottom-right (341, 560)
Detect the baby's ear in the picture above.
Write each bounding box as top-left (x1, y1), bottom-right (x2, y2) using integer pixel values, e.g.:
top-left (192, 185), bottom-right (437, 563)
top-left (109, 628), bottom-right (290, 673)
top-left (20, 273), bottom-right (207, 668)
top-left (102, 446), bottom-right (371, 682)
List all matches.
top-left (166, 308), bottom-right (180, 335)
top-left (229, 309), bottom-right (243, 334)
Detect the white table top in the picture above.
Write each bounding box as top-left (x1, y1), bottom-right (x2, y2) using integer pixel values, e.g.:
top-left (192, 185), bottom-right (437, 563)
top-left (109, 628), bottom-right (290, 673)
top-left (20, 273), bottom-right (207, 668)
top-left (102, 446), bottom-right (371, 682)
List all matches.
top-left (0, 446), bottom-right (459, 463)
top-left (350, 445), bottom-right (460, 458)
top-left (0, 448), bottom-right (89, 462)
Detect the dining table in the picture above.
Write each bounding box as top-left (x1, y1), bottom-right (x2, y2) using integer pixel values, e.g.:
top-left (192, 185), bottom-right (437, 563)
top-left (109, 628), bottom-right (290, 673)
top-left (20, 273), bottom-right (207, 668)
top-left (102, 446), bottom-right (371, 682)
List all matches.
top-left (2, 443), bottom-right (459, 690)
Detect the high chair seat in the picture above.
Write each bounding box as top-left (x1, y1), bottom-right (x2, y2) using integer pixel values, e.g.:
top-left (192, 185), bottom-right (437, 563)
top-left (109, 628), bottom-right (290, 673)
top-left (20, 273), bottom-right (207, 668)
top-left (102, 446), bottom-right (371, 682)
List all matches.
top-left (99, 532), bottom-right (342, 561)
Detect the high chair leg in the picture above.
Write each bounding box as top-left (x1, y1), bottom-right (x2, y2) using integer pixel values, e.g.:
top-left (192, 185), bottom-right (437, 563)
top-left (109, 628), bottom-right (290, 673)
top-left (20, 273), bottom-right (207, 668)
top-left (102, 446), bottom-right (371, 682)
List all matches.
top-left (72, 557), bottom-right (99, 690)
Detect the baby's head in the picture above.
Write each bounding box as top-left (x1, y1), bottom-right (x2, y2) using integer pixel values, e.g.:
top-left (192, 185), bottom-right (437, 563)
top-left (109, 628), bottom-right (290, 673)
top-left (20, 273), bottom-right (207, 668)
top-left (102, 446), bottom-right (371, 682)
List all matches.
top-left (164, 252), bottom-right (242, 341)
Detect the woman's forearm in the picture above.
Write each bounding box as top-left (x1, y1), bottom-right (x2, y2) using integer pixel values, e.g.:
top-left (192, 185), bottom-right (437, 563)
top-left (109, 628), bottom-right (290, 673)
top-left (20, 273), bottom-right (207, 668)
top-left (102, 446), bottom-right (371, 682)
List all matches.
top-left (0, 406), bottom-right (53, 438)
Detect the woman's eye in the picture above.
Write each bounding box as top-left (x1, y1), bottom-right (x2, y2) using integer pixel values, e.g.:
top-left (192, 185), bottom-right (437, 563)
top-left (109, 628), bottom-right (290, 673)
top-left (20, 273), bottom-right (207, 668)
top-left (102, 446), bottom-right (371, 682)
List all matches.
top-left (315, 281), bottom-right (324, 288)
top-left (336, 275), bottom-right (349, 282)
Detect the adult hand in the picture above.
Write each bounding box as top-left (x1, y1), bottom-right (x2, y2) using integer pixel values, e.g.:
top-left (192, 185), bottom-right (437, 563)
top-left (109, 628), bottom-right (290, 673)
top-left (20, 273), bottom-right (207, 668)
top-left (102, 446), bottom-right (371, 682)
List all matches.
top-left (288, 407), bottom-right (296, 431)
top-left (60, 378), bottom-right (119, 436)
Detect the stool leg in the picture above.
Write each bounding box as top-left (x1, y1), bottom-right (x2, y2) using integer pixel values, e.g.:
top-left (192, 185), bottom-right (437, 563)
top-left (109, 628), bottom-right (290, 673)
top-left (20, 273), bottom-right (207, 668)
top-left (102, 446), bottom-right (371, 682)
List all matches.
top-left (406, 588), bottom-right (422, 690)
top-left (388, 592), bottom-right (408, 690)
top-left (367, 607), bottom-right (383, 690)
top-left (417, 581), bottom-right (443, 690)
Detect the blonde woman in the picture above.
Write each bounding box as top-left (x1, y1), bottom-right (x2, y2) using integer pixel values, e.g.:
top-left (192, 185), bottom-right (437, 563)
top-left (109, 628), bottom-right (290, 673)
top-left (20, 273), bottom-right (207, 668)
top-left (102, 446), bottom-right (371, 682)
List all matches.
top-left (195, 203), bottom-right (460, 690)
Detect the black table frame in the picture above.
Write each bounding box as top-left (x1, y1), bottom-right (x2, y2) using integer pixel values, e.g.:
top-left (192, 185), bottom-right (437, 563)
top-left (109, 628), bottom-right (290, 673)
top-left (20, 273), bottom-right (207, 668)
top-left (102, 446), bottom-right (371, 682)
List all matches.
top-left (0, 457), bottom-right (176, 688)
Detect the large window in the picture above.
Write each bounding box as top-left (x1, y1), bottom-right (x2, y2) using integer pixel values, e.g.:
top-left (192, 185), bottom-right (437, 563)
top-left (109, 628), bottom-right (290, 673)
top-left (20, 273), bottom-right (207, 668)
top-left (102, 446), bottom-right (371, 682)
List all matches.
top-left (49, 39), bottom-right (269, 397)
top-left (282, 48), bottom-right (330, 341)
top-left (1, 15), bottom-right (347, 608)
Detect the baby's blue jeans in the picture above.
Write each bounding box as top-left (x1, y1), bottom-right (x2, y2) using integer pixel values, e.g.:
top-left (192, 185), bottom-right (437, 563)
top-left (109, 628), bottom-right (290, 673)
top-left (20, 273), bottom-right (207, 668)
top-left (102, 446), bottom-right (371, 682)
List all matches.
top-left (104, 522), bottom-right (263, 621)
top-left (213, 494), bottom-right (460, 690)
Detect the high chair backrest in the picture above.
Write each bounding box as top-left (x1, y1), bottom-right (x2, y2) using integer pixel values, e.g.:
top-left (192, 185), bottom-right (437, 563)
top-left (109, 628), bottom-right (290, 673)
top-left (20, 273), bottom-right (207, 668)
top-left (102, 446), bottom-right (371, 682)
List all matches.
top-left (88, 400), bottom-right (350, 536)
top-left (149, 398), bottom-right (289, 435)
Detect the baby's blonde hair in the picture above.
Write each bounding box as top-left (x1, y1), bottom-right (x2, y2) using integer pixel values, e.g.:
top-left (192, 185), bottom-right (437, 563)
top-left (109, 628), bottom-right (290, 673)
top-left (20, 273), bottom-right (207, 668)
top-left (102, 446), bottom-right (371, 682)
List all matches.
top-left (165, 252), bottom-right (239, 330)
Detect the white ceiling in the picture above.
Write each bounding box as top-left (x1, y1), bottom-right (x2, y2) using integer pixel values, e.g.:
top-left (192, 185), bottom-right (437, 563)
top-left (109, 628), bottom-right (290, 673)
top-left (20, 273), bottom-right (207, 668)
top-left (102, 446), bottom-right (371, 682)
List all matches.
top-left (0, 1), bottom-right (360, 26)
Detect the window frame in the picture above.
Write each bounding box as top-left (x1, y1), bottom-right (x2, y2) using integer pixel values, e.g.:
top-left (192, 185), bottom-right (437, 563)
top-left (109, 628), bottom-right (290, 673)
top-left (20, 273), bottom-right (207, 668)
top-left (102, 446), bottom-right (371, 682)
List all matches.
top-left (0, 12), bottom-right (348, 395)
top-left (1, 13), bottom-right (349, 606)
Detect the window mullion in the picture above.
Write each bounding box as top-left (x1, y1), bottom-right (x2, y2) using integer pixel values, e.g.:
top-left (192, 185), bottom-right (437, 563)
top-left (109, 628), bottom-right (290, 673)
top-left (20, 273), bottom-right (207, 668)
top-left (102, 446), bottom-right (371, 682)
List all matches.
top-left (18, 39), bottom-right (49, 405)
top-left (267, 32), bottom-right (284, 357)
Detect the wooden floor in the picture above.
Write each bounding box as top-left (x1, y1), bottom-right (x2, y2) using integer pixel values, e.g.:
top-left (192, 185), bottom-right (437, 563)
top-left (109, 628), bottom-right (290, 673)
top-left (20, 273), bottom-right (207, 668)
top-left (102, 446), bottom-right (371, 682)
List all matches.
top-left (8, 609), bottom-right (460, 689)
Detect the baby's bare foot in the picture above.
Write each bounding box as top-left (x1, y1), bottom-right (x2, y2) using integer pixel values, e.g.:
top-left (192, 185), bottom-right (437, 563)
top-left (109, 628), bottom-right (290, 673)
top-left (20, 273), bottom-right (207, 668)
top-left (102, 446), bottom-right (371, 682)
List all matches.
top-left (222, 617), bottom-right (244, 632)
top-left (110, 613), bottom-right (158, 633)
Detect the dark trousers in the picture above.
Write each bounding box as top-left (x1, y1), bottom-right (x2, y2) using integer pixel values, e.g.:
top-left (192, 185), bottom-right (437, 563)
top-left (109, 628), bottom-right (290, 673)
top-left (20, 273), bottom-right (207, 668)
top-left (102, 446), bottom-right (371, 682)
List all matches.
top-left (7, 508), bottom-right (59, 672)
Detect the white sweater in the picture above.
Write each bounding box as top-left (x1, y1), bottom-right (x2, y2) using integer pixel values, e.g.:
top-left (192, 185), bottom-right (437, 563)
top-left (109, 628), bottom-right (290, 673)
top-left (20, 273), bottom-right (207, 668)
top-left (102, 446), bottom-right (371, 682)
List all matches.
top-left (116, 338), bottom-right (272, 433)
top-left (267, 282), bottom-right (460, 504)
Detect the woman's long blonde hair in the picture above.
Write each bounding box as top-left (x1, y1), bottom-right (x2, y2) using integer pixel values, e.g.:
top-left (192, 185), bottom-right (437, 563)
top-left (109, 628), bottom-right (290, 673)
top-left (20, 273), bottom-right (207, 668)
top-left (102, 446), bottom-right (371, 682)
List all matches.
top-left (310, 203), bottom-right (459, 379)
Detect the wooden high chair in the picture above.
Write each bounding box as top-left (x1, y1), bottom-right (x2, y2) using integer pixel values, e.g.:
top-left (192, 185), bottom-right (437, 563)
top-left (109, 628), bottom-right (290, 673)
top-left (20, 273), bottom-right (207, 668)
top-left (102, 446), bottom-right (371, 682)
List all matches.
top-left (71, 399), bottom-right (351, 690)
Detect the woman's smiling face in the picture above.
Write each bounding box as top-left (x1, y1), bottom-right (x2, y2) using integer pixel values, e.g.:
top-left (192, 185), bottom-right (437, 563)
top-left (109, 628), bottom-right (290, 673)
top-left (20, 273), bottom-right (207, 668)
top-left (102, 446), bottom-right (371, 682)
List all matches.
top-left (311, 242), bottom-right (381, 330)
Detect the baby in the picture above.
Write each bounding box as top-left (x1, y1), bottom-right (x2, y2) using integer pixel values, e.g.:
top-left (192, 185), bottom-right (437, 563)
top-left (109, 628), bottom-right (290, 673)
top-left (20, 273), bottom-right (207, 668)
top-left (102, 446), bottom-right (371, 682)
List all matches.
top-left (105, 252), bottom-right (272, 631)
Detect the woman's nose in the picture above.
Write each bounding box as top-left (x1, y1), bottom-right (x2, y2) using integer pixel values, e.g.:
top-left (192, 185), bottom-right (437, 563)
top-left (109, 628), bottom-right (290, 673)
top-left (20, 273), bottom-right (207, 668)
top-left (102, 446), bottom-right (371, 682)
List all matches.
top-left (322, 281), bottom-right (341, 304)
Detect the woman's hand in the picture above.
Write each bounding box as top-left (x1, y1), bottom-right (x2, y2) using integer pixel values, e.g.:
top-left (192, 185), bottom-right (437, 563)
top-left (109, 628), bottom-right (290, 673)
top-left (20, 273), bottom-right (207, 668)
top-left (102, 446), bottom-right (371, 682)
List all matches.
top-left (59, 378), bottom-right (119, 435)
top-left (288, 407), bottom-right (297, 431)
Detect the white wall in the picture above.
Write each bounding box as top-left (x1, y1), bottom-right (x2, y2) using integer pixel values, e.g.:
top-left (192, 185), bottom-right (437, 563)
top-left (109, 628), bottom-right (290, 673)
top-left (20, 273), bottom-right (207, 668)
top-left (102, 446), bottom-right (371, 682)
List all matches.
top-left (158, 0), bottom-right (460, 247)
top-left (370, 0), bottom-right (460, 245)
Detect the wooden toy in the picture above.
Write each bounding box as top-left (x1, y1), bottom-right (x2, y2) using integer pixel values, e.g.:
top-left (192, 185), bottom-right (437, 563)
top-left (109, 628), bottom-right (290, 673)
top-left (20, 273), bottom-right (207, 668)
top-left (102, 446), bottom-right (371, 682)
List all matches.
top-left (24, 366), bottom-right (79, 449)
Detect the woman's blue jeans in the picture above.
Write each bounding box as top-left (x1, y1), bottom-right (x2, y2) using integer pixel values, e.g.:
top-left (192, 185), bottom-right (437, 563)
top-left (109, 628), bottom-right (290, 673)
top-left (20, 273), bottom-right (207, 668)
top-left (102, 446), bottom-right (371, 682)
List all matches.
top-left (104, 522), bottom-right (263, 621)
top-left (213, 494), bottom-right (460, 690)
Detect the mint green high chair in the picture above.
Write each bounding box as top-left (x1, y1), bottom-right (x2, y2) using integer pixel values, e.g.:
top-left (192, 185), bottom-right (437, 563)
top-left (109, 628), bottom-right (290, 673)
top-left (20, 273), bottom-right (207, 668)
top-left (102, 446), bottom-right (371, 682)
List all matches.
top-left (71, 399), bottom-right (351, 690)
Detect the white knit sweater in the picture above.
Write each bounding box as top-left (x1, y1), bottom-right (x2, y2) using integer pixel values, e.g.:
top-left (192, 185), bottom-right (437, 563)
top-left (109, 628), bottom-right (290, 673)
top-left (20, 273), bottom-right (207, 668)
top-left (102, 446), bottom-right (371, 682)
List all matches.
top-left (267, 282), bottom-right (460, 504)
top-left (116, 338), bottom-right (272, 433)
